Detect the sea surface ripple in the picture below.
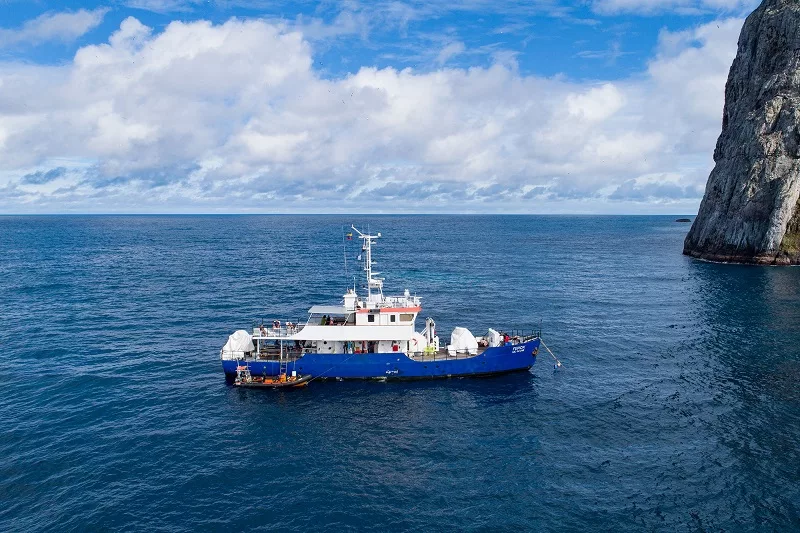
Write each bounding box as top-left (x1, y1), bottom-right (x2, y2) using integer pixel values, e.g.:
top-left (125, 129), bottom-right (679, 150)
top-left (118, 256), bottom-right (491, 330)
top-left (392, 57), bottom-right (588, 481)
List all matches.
top-left (1, 215), bottom-right (798, 531)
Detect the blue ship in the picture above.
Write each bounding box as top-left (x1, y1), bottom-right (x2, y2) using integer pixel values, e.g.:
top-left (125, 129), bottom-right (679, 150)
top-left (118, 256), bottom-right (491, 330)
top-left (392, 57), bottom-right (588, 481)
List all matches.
top-left (221, 226), bottom-right (540, 381)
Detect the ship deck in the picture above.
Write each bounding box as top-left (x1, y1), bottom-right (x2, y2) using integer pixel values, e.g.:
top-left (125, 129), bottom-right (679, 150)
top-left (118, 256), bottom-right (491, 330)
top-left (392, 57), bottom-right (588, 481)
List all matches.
top-left (243, 346), bottom-right (492, 362)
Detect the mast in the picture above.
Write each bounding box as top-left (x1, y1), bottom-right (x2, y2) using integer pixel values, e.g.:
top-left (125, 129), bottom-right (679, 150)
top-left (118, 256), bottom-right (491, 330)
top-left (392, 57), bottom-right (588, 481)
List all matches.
top-left (351, 225), bottom-right (383, 302)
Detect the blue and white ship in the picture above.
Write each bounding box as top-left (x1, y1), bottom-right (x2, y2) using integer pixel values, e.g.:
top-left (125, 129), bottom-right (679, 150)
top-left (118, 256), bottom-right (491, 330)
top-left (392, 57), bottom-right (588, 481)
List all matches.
top-left (221, 226), bottom-right (541, 381)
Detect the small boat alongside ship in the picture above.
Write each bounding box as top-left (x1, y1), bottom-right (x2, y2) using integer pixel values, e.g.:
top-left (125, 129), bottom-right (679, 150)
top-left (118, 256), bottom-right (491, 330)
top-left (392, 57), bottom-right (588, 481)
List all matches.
top-left (220, 226), bottom-right (541, 382)
top-left (233, 366), bottom-right (311, 389)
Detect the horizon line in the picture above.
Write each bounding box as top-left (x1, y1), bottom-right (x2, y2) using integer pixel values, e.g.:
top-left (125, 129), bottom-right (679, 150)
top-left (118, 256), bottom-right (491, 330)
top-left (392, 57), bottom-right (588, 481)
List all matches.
top-left (0, 212), bottom-right (697, 217)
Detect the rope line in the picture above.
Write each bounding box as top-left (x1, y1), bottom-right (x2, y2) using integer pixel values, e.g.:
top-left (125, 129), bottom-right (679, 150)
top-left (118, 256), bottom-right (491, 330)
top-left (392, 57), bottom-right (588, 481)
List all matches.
top-left (540, 339), bottom-right (563, 368)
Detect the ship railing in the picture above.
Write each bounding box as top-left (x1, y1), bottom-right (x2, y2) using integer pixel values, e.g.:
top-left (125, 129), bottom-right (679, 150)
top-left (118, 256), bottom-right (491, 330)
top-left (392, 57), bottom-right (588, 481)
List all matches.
top-left (382, 296), bottom-right (421, 307)
top-left (252, 322), bottom-right (306, 338)
top-left (221, 348), bottom-right (305, 361)
top-left (407, 350), bottom-right (482, 362)
top-left (252, 351), bottom-right (303, 362)
top-left (221, 350), bottom-right (246, 360)
top-left (503, 329), bottom-right (541, 343)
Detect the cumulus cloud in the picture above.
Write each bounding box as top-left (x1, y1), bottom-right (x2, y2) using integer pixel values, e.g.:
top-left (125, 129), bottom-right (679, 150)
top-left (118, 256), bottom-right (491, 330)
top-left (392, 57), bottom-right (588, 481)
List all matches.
top-left (0, 15), bottom-right (744, 213)
top-left (0, 8), bottom-right (109, 47)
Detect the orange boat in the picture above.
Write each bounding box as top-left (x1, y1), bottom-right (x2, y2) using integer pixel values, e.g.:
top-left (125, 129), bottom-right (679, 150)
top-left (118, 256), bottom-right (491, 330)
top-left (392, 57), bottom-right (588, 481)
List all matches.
top-left (233, 366), bottom-right (311, 389)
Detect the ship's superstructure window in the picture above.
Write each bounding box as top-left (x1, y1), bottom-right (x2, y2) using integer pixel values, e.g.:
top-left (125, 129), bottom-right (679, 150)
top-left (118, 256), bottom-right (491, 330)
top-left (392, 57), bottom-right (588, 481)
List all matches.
top-left (390, 314), bottom-right (396, 323)
top-left (368, 314), bottom-right (375, 323)
top-left (400, 313), bottom-right (414, 322)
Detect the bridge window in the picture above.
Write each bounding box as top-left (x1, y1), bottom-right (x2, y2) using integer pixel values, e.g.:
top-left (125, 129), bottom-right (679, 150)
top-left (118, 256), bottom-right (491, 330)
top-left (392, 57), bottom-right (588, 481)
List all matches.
top-left (400, 313), bottom-right (414, 322)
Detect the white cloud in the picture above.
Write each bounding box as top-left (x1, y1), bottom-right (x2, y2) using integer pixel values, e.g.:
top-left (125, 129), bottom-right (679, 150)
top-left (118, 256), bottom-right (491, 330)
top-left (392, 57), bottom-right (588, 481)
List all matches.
top-left (0, 15), bottom-right (745, 213)
top-left (644, 17), bottom-right (743, 149)
top-left (0, 8), bottom-right (109, 47)
top-left (566, 83), bottom-right (625, 122)
top-left (436, 41), bottom-right (466, 65)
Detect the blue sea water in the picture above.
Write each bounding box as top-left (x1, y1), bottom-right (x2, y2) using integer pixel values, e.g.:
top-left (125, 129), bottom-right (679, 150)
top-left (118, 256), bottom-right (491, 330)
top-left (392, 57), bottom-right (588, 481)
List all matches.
top-left (1, 215), bottom-right (799, 532)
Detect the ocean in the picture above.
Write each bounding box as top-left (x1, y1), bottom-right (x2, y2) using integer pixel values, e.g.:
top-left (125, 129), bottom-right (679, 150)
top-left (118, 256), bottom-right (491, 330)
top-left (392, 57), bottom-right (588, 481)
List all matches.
top-left (1, 215), bottom-right (798, 531)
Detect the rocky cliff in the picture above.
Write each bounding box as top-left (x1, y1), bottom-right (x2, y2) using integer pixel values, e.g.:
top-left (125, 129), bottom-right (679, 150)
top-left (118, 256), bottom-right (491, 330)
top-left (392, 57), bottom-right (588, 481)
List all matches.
top-left (683, 0), bottom-right (800, 264)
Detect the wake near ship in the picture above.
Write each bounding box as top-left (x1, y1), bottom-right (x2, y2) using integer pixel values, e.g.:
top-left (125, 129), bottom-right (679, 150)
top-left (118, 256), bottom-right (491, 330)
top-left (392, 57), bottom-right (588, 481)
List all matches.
top-left (220, 226), bottom-right (541, 381)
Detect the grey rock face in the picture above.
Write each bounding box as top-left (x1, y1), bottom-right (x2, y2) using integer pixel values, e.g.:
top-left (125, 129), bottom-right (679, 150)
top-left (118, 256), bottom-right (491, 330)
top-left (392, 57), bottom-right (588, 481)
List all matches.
top-left (684, 0), bottom-right (800, 264)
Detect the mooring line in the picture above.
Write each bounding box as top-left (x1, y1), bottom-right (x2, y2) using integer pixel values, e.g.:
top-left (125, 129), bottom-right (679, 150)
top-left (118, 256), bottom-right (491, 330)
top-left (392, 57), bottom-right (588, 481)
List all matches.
top-left (540, 339), bottom-right (563, 368)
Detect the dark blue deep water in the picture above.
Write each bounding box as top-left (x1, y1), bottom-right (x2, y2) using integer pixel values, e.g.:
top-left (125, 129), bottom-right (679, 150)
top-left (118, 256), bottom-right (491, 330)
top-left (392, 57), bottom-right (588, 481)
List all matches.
top-left (1, 215), bottom-right (799, 531)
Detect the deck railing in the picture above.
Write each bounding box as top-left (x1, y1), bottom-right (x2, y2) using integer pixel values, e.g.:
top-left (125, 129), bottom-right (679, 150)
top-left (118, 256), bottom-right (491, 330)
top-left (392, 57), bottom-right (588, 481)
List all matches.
top-left (252, 322), bottom-right (306, 338)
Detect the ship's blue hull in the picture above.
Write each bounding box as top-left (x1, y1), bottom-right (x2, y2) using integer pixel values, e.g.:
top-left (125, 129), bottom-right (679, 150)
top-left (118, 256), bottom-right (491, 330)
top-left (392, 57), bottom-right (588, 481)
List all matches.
top-left (222, 339), bottom-right (540, 380)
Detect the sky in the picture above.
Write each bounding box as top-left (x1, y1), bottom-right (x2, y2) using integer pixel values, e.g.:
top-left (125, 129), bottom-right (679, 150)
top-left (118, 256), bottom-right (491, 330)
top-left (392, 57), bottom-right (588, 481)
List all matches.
top-left (0, 0), bottom-right (760, 214)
